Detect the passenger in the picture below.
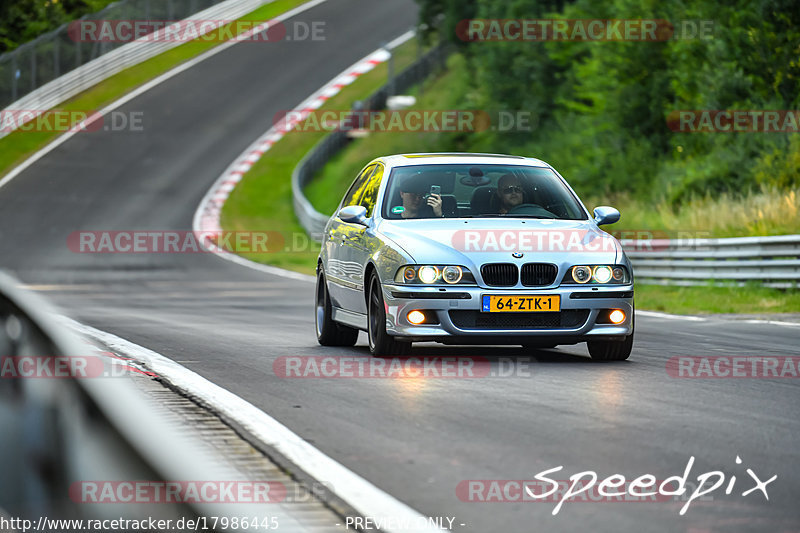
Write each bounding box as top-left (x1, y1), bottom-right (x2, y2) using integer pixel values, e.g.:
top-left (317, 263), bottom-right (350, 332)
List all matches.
top-left (399, 185), bottom-right (443, 218)
top-left (495, 174), bottom-right (525, 214)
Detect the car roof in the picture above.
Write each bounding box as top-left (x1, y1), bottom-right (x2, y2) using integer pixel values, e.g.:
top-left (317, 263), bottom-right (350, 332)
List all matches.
top-left (376, 153), bottom-right (551, 168)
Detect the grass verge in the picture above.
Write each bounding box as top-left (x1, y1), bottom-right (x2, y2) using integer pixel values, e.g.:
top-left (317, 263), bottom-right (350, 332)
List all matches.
top-left (219, 38), bottom-right (420, 275)
top-left (634, 283), bottom-right (800, 315)
top-left (0, 0), bottom-right (308, 179)
top-left (305, 54), bottom-right (800, 238)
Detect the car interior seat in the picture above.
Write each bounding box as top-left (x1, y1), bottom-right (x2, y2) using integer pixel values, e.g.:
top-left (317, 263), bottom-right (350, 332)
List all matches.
top-left (470, 186), bottom-right (496, 214)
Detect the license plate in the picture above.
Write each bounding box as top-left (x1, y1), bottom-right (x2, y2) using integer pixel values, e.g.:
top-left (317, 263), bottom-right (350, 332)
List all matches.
top-left (481, 295), bottom-right (560, 313)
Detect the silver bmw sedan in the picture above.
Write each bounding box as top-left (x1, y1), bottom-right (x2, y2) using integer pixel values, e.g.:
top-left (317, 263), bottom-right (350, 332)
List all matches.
top-left (316, 153), bottom-right (634, 360)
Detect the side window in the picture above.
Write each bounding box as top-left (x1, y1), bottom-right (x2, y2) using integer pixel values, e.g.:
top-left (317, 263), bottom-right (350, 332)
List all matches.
top-left (340, 164), bottom-right (375, 208)
top-left (358, 164), bottom-right (383, 217)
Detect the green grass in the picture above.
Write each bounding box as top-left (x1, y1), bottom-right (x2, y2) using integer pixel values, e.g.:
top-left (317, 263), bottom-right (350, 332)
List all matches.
top-left (219, 38), bottom-right (420, 275)
top-left (634, 283), bottom-right (800, 315)
top-left (305, 53), bottom-right (800, 240)
top-left (0, 0), bottom-right (308, 179)
top-left (585, 188), bottom-right (800, 238)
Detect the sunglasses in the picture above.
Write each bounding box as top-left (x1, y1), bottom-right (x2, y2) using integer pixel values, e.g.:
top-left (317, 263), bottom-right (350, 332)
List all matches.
top-left (501, 185), bottom-right (523, 194)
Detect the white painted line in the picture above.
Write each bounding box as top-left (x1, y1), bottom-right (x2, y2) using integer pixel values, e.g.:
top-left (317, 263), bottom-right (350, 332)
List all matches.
top-left (637, 309), bottom-right (800, 326)
top-left (741, 318), bottom-right (800, 327)
top-left (637, 310), bottom-right (708, 322)
top-left (0, 0), bottom-right (330, 193)
top-left (65, 317), bottom-right (443, 533)
top-left (191, 31), bottom-right (415, 280)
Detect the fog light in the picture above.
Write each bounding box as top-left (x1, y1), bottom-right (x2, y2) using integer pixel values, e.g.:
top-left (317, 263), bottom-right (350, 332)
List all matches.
top-left (407, 310), bottom-right (426, 325)
top-left (609, 309), bottom-right (626, 324)
top-left (418, 266), bottom-right (438, 284)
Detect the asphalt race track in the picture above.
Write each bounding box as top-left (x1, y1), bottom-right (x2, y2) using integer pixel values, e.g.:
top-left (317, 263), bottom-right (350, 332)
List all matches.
top-left (1, 0), bottom-right (798, 531)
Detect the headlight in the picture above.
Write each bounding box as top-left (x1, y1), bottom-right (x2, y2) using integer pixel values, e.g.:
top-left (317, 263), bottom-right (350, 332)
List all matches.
top-left (572, 265), bottom-right (592, 283)
top-left (563, 265), bottom-right (630, 284)
top-left (442, 266), bottom-right (463, 284)
top-left (395, 265), bottom-right (476, 285)
top-left (593, 266), bottom-right (613, 283)
top-left (418, 266), bottom-right (439, 284)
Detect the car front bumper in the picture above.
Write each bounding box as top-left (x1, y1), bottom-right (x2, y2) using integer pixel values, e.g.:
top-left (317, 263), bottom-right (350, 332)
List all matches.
top-left (383, 283), bottom-right (634, 344)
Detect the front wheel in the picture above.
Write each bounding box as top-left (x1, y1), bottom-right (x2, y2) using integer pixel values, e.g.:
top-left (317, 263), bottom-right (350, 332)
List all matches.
top-left (587, 313), bottom-right (634, 361)
top-left (587, 335), bottom-right (633, 361)
top-left (367, 275), bottom-right (411, 357)
top-left (316, 270), bottom-right (358, 346)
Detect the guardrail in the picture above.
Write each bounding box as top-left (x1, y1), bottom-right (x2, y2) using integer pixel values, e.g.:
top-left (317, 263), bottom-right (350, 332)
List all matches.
top-left (622, 234), bottom-right (800, 288)
top-left (0, 0), bottom-right (274, 138)
top-left (0, 271), bottom-right (268, 523)
top-left (291, 41), bottom-right (449, 239)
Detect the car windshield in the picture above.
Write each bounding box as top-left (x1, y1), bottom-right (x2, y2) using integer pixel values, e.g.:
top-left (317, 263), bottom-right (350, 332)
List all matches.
top-left (381, 164), bottom-right (587, 220)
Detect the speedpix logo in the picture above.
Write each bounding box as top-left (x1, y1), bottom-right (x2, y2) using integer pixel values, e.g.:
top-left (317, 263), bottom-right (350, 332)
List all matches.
top-left (457, 456), bottom-right (776, 516)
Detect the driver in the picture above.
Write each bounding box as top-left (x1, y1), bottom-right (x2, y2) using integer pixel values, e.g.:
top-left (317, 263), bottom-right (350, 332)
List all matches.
top-left (399, 185), bottom-right (443, 218)
top-left (495, 174), bottom-right (525, 214)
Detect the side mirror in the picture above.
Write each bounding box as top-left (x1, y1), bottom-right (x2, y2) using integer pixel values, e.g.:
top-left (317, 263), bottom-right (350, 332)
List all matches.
top-left (338, 205), bottom-right (368, 226)
top-left (593, 206), bottom-right (620, 226)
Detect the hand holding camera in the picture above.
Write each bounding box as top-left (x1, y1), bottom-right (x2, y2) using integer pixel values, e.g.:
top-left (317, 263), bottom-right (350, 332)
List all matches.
top-left (425, 185), bottom-right (443, 217)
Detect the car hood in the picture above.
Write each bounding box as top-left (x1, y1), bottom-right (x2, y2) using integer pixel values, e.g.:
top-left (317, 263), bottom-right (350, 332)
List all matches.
top-left (378, 218), bottom-right (621, 271)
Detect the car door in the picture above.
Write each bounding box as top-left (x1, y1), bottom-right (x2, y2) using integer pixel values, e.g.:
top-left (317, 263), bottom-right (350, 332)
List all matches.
top-left (325, 164), bottom-right (375, 310)
top-left (343, 163), bottom-right (384, 314)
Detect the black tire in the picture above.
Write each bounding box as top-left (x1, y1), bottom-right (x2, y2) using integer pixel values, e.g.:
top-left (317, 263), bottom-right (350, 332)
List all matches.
top-left (587, 312), bottom-right (634, 361)
top-left (367, 274), bottom-right (411, 357)
top-left (316, 270), bottom-right (359, 347)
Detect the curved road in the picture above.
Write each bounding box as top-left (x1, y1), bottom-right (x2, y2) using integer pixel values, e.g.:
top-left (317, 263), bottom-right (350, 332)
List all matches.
top-left (1, 1), bottom-right (799, 531)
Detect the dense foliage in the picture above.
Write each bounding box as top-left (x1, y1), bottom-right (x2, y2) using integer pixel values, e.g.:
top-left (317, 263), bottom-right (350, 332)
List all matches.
top-left (0, 0), bottom-right (116, 53)
top-left (416, 0), bottom-right (800, 203)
